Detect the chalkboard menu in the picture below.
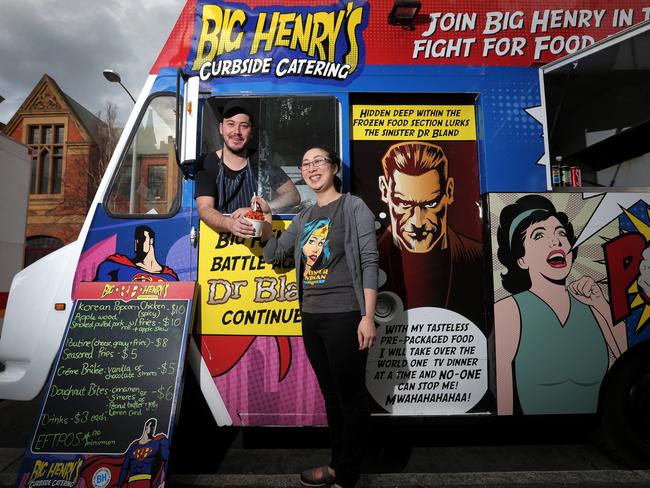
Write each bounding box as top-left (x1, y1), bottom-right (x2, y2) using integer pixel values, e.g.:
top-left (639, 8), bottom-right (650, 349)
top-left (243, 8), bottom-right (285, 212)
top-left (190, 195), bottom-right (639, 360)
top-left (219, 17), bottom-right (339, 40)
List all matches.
top-left (17, 282), bottom-right (195, 488)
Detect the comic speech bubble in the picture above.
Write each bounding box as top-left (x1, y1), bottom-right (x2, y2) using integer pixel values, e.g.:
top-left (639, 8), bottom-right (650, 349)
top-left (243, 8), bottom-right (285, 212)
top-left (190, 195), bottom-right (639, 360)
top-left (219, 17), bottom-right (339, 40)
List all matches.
top-left (366, 307), bottom-right (487, 415)
top-left (573, 193), bottom-right (650, 249)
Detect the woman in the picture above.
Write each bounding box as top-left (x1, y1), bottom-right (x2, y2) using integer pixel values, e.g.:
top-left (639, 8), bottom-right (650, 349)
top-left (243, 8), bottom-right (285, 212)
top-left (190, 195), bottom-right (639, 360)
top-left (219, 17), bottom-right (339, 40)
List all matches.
top-left (255, 147), bottom-right (378, 488)
top-left (494, 195), bottom-right (627, 415)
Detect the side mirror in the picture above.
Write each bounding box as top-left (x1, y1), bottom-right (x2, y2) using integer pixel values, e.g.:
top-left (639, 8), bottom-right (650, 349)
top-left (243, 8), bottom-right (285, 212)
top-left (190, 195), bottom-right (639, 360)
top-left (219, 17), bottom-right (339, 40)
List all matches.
top-left (180, 154), bottom-right (205, 181)
top-left (180, 159), bottom-right (197, 180)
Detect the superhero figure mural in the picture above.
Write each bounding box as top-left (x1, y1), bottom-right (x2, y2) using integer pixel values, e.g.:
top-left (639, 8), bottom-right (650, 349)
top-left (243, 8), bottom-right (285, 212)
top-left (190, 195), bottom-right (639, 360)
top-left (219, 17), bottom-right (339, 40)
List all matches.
top-left (489, 192), bottom-right (650, 416)
top-left (94, 226), bottom-right (178, 282)
top-left (72, 205), bottom-right (191, 299)
top-left (350, 98), bottom-right (490, 416)
top-left (80, 418), bottom-right (170, 488)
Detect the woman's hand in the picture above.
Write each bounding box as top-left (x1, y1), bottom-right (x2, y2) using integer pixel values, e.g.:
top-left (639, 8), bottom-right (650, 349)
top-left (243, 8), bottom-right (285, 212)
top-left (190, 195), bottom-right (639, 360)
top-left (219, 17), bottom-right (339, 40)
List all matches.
top-left (252, 196), bottom-right (272, 221)
top-left (252, 196), bottom-right (274, 241)
top-left (568, 276), bottom-right (607, 309)
top-left (357, 315), bottom-right (376, 350)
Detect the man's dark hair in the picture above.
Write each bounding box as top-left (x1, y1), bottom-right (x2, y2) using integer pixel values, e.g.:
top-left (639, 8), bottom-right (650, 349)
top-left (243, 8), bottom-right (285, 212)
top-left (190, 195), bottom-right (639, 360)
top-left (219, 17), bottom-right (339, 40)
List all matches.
top-left (221, 99), bottom-right (254, 126)
top-left (134, 225), bottom-right (155, 260)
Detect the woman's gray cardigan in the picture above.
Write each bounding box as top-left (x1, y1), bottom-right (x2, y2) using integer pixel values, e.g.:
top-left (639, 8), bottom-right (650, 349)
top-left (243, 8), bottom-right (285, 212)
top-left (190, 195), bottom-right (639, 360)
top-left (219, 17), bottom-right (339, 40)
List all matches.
top-left (262, 194), bottom-right (379, 316)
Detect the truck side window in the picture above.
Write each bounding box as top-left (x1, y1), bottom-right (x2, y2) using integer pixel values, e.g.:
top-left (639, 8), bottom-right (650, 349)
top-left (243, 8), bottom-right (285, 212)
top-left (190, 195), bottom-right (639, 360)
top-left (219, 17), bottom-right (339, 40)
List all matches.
top-left (201, 96), bottom-right (340, 211)
top-left (105, 95), bottom-right (180, 216)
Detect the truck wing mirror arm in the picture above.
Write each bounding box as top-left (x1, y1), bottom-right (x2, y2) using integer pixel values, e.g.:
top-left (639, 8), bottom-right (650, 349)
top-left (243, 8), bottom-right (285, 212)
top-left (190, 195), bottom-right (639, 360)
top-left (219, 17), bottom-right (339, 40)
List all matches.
top-left (174, 68), bottom-right (190, 174)
top-left (180, 153), bottom-right (205, 181)
top-left (181, 159), bottom-right (197, 180)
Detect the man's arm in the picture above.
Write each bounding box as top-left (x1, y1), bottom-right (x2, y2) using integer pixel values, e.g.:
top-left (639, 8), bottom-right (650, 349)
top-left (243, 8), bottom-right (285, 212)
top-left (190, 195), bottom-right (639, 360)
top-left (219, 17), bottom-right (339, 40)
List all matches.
top-left (196, 195), bottom-right (254, 238)
top-left (269, 179), bottom-right (300, 212)
top-left (195, 152), bottom-right (253, 237)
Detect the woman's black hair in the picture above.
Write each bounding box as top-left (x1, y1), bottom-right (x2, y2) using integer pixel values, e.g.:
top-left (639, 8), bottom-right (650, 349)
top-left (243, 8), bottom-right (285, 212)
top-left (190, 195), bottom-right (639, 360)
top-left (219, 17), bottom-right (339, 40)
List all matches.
top-left (496, 194), bottom-right (577, 294)
top-left (300, 147), bottom-right (342, 192)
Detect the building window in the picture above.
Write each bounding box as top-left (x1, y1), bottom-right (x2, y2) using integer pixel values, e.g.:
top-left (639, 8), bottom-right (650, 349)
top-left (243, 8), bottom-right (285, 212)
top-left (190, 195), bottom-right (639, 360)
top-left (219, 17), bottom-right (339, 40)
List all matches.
top-left (147, 165), bottom-right (166, 201)
top-left (27, 124), bottom-right (64, 194)
top-left (25, 236), bottom-right (64, 266)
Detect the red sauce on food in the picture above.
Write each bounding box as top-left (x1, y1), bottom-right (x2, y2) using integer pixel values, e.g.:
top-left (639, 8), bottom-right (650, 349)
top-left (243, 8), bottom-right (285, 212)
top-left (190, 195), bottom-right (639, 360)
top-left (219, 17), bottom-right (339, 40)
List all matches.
top-left (245, 210), bottom-right (264, 220)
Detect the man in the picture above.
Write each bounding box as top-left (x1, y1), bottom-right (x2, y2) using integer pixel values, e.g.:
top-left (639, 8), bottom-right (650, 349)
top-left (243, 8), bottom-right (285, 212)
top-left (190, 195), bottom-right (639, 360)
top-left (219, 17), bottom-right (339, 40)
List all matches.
top-left (94, 225), bottom-right (178, 282)
top-left (377, 141), bottom-right (483, 325)
top-left (194, 99), bottom-right (300, 238)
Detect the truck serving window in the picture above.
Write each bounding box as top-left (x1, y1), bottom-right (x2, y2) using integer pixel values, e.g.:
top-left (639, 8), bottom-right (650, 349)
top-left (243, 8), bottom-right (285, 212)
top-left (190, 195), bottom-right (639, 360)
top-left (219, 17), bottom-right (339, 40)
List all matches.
top-left (105, 95), bottom-right (180, 216)
top-left (201, 96), bottom-right (340, 211)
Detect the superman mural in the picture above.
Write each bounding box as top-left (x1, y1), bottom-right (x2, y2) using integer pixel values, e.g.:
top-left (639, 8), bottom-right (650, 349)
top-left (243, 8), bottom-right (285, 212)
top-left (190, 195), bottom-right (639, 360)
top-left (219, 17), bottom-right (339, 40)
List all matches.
top-left (94, 226), bottom-right (179, 282)
top-left (78, 418), bottom-right (169, 488)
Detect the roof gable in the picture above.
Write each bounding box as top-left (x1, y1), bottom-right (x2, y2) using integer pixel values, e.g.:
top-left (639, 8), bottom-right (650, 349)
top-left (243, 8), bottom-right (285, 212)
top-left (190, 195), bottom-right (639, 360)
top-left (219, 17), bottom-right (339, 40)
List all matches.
top-left (4, 74), bottom-right (104, 141)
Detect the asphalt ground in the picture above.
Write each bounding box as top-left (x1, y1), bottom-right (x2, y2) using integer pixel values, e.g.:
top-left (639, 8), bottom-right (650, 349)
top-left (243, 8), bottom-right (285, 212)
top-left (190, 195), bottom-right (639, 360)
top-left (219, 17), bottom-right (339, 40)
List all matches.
top-left (3, 444), bottom-right (650, 487)
top-left (2, 372), bottom-right (650, 487)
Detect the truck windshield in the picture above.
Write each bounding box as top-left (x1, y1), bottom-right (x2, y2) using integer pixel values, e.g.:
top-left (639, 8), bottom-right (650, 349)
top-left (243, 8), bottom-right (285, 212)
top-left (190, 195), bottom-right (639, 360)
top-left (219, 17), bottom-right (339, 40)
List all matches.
top-left (105, 95), bottom-right (180, 216)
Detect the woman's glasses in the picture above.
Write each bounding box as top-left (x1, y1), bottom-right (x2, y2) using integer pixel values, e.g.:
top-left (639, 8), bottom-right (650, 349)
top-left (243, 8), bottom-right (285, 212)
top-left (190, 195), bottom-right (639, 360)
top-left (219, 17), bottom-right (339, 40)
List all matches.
top-left (300, 156), bottom-right (330, 172)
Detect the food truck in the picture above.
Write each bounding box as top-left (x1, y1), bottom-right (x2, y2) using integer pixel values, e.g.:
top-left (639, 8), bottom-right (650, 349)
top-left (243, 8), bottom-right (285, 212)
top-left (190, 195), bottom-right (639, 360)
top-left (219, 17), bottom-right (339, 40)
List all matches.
top-left (2, 0), bottom-right (650, 478)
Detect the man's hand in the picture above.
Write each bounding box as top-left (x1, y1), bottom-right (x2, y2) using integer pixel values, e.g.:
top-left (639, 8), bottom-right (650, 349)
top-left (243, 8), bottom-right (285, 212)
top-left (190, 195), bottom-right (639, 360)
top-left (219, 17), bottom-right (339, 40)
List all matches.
top-left (231, 207), bottom-right (252, 219)
top-left (228, 213), bottom-right (255, 238)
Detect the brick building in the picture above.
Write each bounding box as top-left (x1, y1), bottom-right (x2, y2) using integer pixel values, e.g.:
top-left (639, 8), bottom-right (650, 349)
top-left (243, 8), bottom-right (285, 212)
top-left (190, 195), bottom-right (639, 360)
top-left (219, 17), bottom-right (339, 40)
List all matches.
top-left (3, 74), bottom-right (103, 265)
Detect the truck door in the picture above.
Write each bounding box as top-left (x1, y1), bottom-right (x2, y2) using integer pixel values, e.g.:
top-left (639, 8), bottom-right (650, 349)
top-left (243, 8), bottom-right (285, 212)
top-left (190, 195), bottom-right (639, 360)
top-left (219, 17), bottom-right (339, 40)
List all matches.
top-left (72, 75), bottom-right (199, 290)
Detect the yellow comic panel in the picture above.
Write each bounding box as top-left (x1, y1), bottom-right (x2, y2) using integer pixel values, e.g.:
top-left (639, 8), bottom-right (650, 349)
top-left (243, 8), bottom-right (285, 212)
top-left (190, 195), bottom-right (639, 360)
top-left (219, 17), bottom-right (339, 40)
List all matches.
top-left (198, 220), bottom-right (301, 336)
top-left (351, 105), bottom-right (476, 141)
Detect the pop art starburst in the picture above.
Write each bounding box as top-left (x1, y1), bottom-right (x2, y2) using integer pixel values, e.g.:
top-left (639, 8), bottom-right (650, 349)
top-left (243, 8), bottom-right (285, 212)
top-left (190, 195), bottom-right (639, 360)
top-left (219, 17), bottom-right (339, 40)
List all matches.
top-left (621, 206), bottom-right (650, 334)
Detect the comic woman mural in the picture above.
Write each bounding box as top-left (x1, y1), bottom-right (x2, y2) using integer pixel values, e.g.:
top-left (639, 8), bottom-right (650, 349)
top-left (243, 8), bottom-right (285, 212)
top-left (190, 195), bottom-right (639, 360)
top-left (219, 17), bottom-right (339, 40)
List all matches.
top-left (494, 195), bottom-right (628, 415)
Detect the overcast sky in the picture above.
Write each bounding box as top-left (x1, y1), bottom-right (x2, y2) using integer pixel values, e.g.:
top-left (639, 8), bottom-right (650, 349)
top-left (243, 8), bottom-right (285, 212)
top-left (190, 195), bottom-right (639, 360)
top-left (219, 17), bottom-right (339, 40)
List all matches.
top-left (0, 0), bottom-right (185, 126)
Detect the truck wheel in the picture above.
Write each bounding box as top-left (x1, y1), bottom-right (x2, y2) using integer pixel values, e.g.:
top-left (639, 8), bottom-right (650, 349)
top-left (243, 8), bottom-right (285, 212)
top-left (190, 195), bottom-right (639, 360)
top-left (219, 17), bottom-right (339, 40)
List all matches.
top-left (600, 348), bottom-right (650, 468)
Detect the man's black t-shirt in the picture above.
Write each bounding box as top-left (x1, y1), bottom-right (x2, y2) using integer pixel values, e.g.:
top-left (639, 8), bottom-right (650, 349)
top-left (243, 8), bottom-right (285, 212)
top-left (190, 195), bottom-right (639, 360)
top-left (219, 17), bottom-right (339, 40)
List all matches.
top-left (194, 150), bottom-right (291, 213)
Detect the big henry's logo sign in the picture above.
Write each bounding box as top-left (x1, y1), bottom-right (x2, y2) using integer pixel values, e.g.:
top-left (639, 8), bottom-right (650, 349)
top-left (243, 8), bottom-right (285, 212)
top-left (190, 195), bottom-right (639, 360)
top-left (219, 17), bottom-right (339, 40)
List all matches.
top-left (188, 1), bottom-right (368, 83)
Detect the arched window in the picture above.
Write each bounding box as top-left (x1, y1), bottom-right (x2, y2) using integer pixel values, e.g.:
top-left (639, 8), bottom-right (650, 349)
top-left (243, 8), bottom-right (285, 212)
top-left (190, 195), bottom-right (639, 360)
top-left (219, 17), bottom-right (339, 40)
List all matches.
top-left (25, 236), bottom-right (64, 267)
top-left (27, 124), bottom-right (64, 194)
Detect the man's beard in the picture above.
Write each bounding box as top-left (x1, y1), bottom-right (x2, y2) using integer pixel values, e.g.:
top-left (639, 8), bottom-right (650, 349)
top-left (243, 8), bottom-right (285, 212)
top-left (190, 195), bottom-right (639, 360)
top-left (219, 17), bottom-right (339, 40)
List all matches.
top-left (225, 139), bottom-right (248, 157)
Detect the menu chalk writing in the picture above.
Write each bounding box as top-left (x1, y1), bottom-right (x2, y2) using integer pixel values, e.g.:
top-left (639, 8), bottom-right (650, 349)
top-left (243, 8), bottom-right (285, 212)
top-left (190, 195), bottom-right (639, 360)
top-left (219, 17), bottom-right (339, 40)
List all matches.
top-left (30, 282), bottom-right (195, 454)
